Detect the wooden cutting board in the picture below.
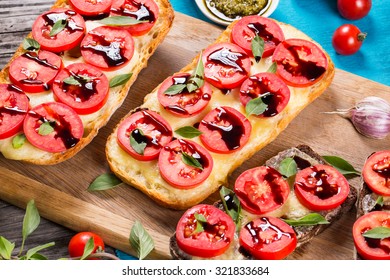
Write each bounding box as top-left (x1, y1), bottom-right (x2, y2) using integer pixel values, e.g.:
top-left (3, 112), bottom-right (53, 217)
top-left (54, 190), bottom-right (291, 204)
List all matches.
top-left (1, 10), bottom-right (389, 260)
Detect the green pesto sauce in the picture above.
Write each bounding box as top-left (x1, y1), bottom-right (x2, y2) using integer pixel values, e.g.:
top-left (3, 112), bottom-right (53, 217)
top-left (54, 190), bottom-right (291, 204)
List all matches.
top-left (209, 0), bottom-right (269, 19)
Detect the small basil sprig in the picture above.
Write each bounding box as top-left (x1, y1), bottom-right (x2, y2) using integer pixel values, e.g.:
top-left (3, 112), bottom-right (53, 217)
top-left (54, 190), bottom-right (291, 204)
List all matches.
top-left (322, 155), bottom-right (361, 176)
top-left (362, 227), bottom-right (390, 239)
top-left (193, 212), bottom-right (207, 234)
top-left (50, 19), bottom-right (67, 37)
top-left (282, 213), bottom-right (329, 227)
top-left (12, 134), bottom-right (26, 149)
top-left (175, 126), bottom-right (202, 139)
top-left (376, 196), bottom-right (384, 207)
top-left (88, 173), bottom-right (122, 191)
top-left (130, 221), bottom-right (155, 260)
top-left (267, 62), bottom-right (277, 73)
top-left (220, 186), bottom-right (242, 229)
top-left (38, 121), bottom-right (55, 136)
top-left (278, 158), bottom-right (298, 178)
top-left (251, 35), bottom-right (264, 63)
top-left (130, 129), bottom-right (147, 155)
top-left (99, 16), bottom-right (147, 26)
top-left (245, 93), bottom-right (269, 117)
top-left (182, 152), bottom-right (203, 170)
top-left (23, 38), bottom-right (40, 52)
top-left (109, 73), bottom-right (132, 88)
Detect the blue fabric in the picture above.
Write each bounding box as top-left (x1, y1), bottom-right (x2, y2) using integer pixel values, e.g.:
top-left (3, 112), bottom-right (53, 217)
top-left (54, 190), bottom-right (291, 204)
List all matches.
top-left (171, 0), bottom-right (390, 86)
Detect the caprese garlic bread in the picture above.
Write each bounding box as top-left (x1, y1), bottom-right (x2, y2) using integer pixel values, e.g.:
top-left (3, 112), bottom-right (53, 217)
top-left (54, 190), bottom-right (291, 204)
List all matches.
top-left (0, 0), bottom-right (174, 164)
top-left (169, 145), bottom-right (358, 260)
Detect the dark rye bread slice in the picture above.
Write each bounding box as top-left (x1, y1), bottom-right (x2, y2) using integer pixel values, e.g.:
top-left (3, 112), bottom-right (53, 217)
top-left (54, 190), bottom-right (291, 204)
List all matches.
top-left (170, 144), bottom-right (358, 260)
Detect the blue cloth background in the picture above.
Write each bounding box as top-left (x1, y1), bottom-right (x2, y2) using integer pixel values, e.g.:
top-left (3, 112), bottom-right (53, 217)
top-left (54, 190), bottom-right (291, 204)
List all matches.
top-left (170, 0), bottom-right (390, 87)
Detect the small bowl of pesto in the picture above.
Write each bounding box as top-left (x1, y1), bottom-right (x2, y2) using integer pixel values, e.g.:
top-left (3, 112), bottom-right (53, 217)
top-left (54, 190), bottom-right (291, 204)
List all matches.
top-left (195, 0), bottom-right (279, 26)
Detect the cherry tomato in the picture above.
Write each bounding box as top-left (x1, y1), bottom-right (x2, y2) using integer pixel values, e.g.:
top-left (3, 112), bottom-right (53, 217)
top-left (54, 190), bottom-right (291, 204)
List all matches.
top-left (23, 102), bottom-right (84, 153)
top-left (32, 8), bottom-right (86, 53)
top-left (80, 26), bottom-right (135, 71)
top-left (332, 24), bottom-right (367, 55)
top-left (234, 166), bottom-right (290, 215)
top-left (117, 110), bottom-right (172, 161)
top-left (198, 106), bottom-right (251, 154)
top-left (353, 211), bottom-right (390, 260)
top-left (110, 0), bottom-right (159, 36)
top-left (362, 150), bottom-right (390, 196)
top-left (157, 73), bottom-right (212, 117)
top-left (9, 50), bottom-right (62, 93)
top-left (176, 204), bottom-right (235, 258)
top-left (158, 139), bottom-right (213, 188)
top-left (231, 15), bottom-right (285, 58)
top-left (68, 231), bottom-right (105, 259)
top-left (337, 0), bottom-right (372, 20)
top-left (202, 42), bottom-right (251, 89)
top-left (69, 0), bottom-right (113, 17)
top-left (272, 39), bottom-right (328, 87)
top-left (239, 217), bottom-right (297, 260)
top-left (239, 72), bottom-right (290, 117)
top-left (294, 164), bottom-right (350, 211)
top-left (53, 63), bottom-right (109, 115)
top-left (0, 84), bottom-right (29, 139)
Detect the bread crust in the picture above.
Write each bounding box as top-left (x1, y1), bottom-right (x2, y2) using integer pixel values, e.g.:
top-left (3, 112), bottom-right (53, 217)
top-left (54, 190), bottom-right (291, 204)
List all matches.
top-left (0, 0), bottom-right (174, 165)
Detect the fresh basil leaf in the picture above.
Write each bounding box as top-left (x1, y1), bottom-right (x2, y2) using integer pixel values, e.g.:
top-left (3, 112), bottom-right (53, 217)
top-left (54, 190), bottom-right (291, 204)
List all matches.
top-left (175, 126), bottom-right (202, 138)
top-left (376, 196), bottom-right (384, 207)
top-left (0, 236), bottom-right (15, 260)
top-left (50, 19), bottom-right (67, 37)
top-left (182, 152), bottom-right (203, 170)
top-left (279, 158), bottom-right (298, 178)
top-left (28, 253), bottom-right (47, 260)
top-left (187, 55), bottom-right (204, 92)
top-left (130, 220), bottom-right (155, 260)
top-left (322, 155), bottom-right (361, 176)
top-left (80, 237), bottom-right (95, 260)
top-left (267, 62), bottom-right (277, 73)
top-left (23, 38), bottom-right (40, 52)
top-left (194, 212), bottom-right (207, 223)
top-left (99, 16), bottom-right (147, 26)
top-left (286, 174), bottom-right (296, 189)
top-left (25, 242), bottom-right (55, 260)
top-left (109, 73), bottom-right (132, 88)
top-left (251, 35), bottom-right (264, 63)
top-left (130, 129), bottom-right (147, 155)
top-left (283, 213), bottom-right (329, 226)
top-left (88, 173), bottom-right (122, 191)
top-left (63, 76), bottom-right (82, 86)
top-left (362, 227), bottom-right (390, 239)
top-left (164, 84), bottom-right (187, 95)
top-left (192, 212), bottom-right (207, 234)
top-left (38, 121), bottom-right (55, 136)
top-left (219, 186), bottom-right (242, 228)
top-left (22, 200), bottom-right (40, 245)
top-left (245, 95), bottom-right (268, 117)
top-left (12, 133), bottom-right (26, 149)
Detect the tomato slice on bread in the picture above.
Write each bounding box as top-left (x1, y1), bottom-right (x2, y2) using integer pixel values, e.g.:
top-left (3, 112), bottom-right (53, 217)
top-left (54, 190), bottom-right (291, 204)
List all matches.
top-left (32, 8), bottom-right (86, 53)
top-left (176, 204), bottom-right (235, 258)
top-left (362, 150), bottom-right (390, 196)
top-left (239, 216), bottom-right (297, 260)
top-left (158, 139), bottom-right (213, 188)
top-left (69, 0), bottom-right (113, 17)
top-left (353, 211), bottom-right (390, 260)
top-left (294, 164), bottom-right (350, 211)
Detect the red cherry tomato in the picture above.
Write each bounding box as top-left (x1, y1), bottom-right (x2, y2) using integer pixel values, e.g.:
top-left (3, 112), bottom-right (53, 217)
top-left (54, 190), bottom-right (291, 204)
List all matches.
top-left (69, 0), bottom-right (113, 17)
top-left (198, 106), bottom-right (251, 154)
top-left (362, 150), bottom-right (390, 196)
top-left (332, 24), bottom-right (366, 55)
top-left (0, 84), bottom-right (29, 139)
top-left (80, 26), bottom-right (134, 71)
top-left (337, 0), bottom-right (372, 20)
top-left (239, 217), bottom-right (297, 260)
top-left (158, 139), bottom-right (213, 188)
top-left (53, 63), bottom-right (109, 115)
top-left (231, 15), bottom-right (285, 58)
top-left (117, 110), bottom-right (173, 161)
top-left (9, 51), bottom-right (62, 93)
top-left (110, 0), bottom-right (159, 36)
top-left (272, 39), bottom-right (328, 87)
top-left (353, 211), bottom-right (390, 260)
top-left (157, 73), bottom-right (212, 117)
top-left (23, 102), bottom-right (84, 153)
top-left (234, 166), bottom-right (290, 215)
top-left (32, 8), bottom-right (86, 53)
top-left (68, 231), bottom-right (105, 259)
top-left (176, 204), bottom-right (235, 258)
top-left (294, 164), bottom-right (350, 211)
top-left (202, 43), bottom-right (251, 89)
top-left (239, 72), bottom-right (290, 117)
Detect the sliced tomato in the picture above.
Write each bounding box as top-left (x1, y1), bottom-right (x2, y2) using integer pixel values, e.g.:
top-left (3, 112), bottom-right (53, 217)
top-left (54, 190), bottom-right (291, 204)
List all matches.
top-left (158, 139), bottom-right (213, 188)
top-left (234, 166), bottom-right (290, 215)
top-left (202, 42), bottom-right (251, 89)
top-left (53, 63), bottom-right (109, 115)
top-left (117, 109), bottom-right (172, 161)
top-left (23, 102), bottom-right (83, 153)
top-left (32, 8), bottom-right (86, 53)
top-left (157, 73), bottom-right (212, 117)
top-left (353, 211), bottom-right (390, 260)
top-left (176, 204), bottom-right (235, 258)
top-left (239, 72), bottom-right (290, 117)
top-left (362, 150), bottom-right (390, 196)
top-left (231, 15), bottom-right (285, 58)
top-left (294, 164), bottom-right (350, 211)
top-left (69, 0), bottom-right (113, 17)
top-left (0, 84), bottom-right (29, 139)
top-left (199, 106), bottom-right (251, 154)
top-left (239, 217), bottom-right (297, 260)
top-left (80, 26), bottom-right (134, 70)
top-left (9, 51), bottom-right (62, 93)
top-left (110, 0), bottom-right (159, 36)
top-left (272, 39), bottom-right (328, 87)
